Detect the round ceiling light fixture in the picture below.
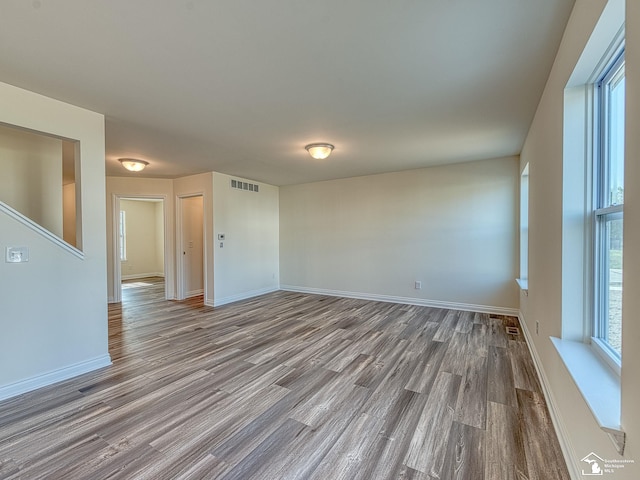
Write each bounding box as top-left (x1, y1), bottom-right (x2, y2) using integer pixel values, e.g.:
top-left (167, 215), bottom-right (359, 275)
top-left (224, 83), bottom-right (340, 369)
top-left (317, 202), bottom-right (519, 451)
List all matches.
top-left (118, 158), bottom-right (149, 172)
top-left (305, 143), bottom-right (334, 160)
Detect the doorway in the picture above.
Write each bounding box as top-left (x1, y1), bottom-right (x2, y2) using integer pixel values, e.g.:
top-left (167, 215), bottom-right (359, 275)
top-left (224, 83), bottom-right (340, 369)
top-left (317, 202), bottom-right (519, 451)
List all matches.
top-left (177, 194), bottom-right (204, 300)
top-left (112, 195), bottom-right (169, 303)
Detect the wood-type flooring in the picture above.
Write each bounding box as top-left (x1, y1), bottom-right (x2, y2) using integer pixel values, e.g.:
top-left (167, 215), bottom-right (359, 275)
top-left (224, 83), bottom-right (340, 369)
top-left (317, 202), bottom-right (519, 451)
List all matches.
top-left (0, 278), bottom-right (570, 479)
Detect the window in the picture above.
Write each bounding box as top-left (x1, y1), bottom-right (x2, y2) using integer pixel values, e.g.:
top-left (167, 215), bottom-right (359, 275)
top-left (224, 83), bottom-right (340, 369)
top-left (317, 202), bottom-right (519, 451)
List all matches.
top-left (519, 163), bottom-right (529, 288)
top-left (119, 210), bottom-right (127, 261)
top-left (593, 51), bottom-right (624, 361)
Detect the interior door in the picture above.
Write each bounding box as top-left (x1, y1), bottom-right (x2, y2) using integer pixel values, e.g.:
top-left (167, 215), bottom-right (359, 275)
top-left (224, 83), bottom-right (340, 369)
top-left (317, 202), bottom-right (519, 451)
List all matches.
top-left (180, 195), bottom-right (204, 298)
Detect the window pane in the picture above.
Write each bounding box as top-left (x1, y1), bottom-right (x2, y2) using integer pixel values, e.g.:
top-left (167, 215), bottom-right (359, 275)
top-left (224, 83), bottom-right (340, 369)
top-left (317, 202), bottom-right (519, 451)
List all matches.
top-left (601, 215), bottom-right (623, 355)
top-left (594, 53), bottom-right (624, 360)
top-left (607, 70), bottom-right (625, 206)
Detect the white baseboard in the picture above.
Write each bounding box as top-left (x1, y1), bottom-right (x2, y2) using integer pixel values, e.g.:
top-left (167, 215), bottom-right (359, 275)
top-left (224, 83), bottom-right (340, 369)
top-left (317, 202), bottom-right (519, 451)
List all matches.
top-left (280, 285), bottom-right (519, 317)
top-left (121, 273), bottom-right (165, 280)
top-left (185, 288), bottom-right (204, 298)
top-left (213, 286), bottom-right (280, 307)
top-left (0, 354), bottom-right (112, 402)
top-left (518, 312), bottom-right (580, 480)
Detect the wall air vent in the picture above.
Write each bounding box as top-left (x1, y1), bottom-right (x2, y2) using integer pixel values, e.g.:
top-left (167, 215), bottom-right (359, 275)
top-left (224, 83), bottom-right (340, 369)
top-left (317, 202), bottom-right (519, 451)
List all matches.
top-left (230, 179), bottom-right (259, 193)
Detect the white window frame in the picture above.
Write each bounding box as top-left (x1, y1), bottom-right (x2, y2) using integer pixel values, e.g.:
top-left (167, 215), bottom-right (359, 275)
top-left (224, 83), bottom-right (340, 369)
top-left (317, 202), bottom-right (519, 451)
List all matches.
top-left (591, 48), bottom-right (624, 371)
top-left (519, 163), bottom-right (529, 289)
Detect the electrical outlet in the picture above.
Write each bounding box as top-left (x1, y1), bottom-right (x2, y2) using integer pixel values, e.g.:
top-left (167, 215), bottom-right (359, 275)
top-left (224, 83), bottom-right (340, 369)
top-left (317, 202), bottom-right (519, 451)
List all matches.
top-left (414, 281), bottom-right (422, 290)
top-left (6, 246), bottom-right (29, 263)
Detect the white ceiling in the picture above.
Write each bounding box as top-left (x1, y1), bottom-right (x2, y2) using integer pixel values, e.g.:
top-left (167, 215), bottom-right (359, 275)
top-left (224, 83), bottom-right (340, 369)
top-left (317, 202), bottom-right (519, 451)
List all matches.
top-left (0, 0), bottom-right (574, 186)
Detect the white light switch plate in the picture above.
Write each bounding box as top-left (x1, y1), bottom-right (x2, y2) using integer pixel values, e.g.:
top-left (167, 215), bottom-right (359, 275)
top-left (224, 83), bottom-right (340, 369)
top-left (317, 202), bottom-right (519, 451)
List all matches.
top-left (6, 246), bottom-right (29, 263)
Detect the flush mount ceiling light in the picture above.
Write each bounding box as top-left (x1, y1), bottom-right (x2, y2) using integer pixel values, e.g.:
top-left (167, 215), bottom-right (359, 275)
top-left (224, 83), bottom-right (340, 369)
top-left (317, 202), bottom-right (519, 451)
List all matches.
top-left (305, 143), bottom-right (334, 160)
top-left (118, 158), bottom-right (149, 172)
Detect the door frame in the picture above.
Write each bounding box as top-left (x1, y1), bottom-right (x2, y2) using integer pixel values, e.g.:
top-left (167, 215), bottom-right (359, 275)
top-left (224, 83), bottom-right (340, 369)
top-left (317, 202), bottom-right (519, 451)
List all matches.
top-left (111, 194), bottom-right (170, 303)
top-left (176, 193), bottom-right (207, 301)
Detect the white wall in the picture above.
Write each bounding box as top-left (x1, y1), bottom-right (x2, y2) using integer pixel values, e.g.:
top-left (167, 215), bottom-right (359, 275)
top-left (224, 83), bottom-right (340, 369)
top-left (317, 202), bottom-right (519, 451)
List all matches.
top-left (0, 125), bottom-right (63, 238)
top-left (622, 0), bottom-right (640, 472)
top-left (213, 172), bottom-right (280, 306)
top-left (0, 82), bottom-right (109, 399)
top-left (105, 177), bottom-right (175, 302)
top-left (120, 199), bottom-right (164, 279)
top-left (279, 157), bottom-right (519, 313)
top-left (108, 172), bottom-right (277, 306)
top-left (521, 0), bottom-right (640, 477)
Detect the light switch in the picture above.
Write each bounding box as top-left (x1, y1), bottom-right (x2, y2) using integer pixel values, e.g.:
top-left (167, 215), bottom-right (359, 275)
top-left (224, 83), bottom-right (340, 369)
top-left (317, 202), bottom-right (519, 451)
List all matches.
top-left (6, 246), bottom-right (29, 263)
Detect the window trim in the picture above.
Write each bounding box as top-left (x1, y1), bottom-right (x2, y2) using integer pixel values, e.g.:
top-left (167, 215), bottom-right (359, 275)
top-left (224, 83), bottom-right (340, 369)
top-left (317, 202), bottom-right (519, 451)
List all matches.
top-left (119, 210), bottom-right (127, 262)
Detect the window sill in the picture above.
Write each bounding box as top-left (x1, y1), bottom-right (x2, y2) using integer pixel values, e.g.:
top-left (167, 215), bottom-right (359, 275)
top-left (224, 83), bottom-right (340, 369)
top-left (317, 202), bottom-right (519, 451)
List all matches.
top-left (516, 278), bottom-right (528, 295)
top-left (550, 337), bottom-right (625, 453)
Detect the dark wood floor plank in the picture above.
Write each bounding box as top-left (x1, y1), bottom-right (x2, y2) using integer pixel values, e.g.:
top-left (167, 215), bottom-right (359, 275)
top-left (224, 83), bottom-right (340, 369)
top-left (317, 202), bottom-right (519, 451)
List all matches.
top-left (96, 373), bottom-right (228, 447)
top-left (441, 331), bottom-right (471, 375)
top-left (485, 401), bottom-right (528, 479)
top-left (485, 462), bottom-right (519, 480)
top-left (353, 336), bottom-right (408, 389)
top-left (219, 418), bottom-right (308, 480)
top-left (487, 345), bottom-right (517, 407)
top-left (433, 310), bottom-right (461, 342)
top-left (487, 317), bottom-right (509, 348)
top-left (455, 311), bottom-right (475, 334)
top-left (468, 323), bottom-right (488, 358)
top-left (517, 389), bottom-right (571, 480)
top-left (455, 354), bottom-right (488, 429)
top-left (149, 383), bottom-right (290, 456)
top-left (355, 389), bottom-right (427, 480)
top-left (0, 278), bottom-right (570, 480)
top-left (404, 340), bottom-right (448, 394)
top-left (509, 340), bottom-right (542, 394)
top-left (405, 371), bottom-right (462, 476)
top-left (440, 421), bottom-right (485, 480)
top-left (263, 384), bottom-right (372, 480)
top-left (308, 412), bottom-right (385, 480)
top-left (360, 347), bottom-right (420, 420)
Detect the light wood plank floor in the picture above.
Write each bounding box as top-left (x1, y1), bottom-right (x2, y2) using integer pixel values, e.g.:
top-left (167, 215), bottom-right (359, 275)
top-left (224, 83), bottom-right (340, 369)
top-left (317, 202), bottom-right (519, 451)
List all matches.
top-left (0, 278), bottom-right (570, 479)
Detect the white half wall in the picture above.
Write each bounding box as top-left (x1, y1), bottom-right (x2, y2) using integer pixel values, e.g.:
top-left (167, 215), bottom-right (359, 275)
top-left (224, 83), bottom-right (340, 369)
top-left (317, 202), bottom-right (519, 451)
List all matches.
top-left (0, 82), bottom-right (109, 399)
top-left (213, 173), bottom-right (279, 306)
top-left (279, 157), bottom-right (519, 312)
